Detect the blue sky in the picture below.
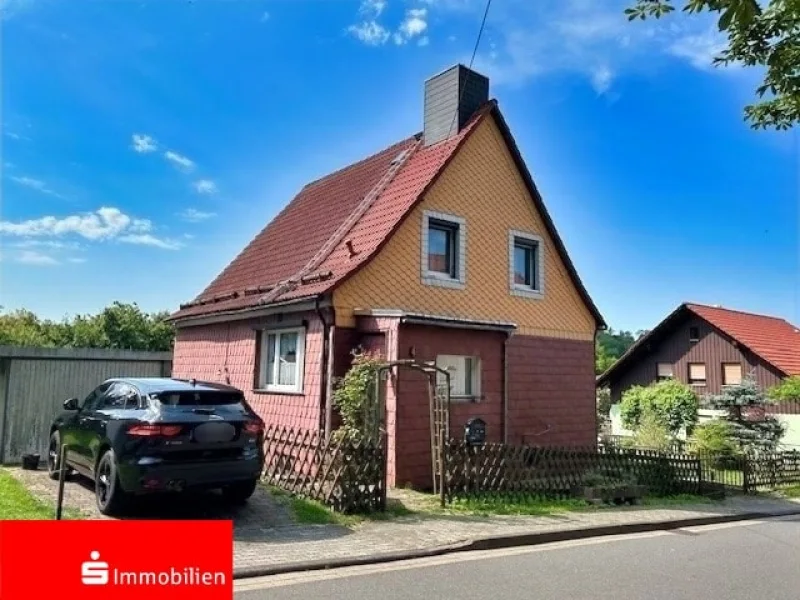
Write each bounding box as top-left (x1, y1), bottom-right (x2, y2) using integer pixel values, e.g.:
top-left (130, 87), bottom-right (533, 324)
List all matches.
top-left (1, 0), bottom-right (797, 332)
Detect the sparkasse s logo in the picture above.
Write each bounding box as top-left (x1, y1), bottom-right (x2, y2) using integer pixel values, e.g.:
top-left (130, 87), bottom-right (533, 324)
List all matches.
top-left (0, 520), bottom-right (233, 600)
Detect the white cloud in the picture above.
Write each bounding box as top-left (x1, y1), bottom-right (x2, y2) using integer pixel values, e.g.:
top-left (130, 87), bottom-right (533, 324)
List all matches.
top-left (193, 179), bottom-right (218, 194)
top-left (420, 0), bottom-right (736, 94)
top-left (164, 150), bottom-right (195, 171)
top-left (360, 0), bottom-right (386, 17)
top-left (591, 65), bottom-right (614, 94)
top-left (349, 21), bottom-right (390, 45)
top-left (0, 207), bottom-right (179, 249)
top-left (17, 250), bottom-right (59, 266)
top-left (178, 208), bottom-right (217, 222)
top-left (669, 28), bottom-right (727, 71)
top-left (10, 176), bottom-right (64, 198)
top-left (119, 233), bottom-right (182, 250)
top-left (398, 8), bottom-right (427, 39)
top-left (67, 257), bottom-right (87, 264)
top-left (418, 36), bottom-right (430, 47)
top-left (131, 133), bottom-right (157, 153)
top-left (260, 11), bottom-right (270, 22)
top-left (4, 131), bottom-right (20, 140)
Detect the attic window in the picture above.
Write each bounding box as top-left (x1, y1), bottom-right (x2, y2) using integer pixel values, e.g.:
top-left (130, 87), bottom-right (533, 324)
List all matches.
top-left (421, 210), bottom-right (466, 289)
top-left (689, 326), bottom-right (700, 342)
top-left (509, 230), bottom-right (544, 299)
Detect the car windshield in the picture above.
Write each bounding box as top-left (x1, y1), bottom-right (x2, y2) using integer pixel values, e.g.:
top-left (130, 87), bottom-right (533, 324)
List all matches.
top-left (154, 391), bottom-right (244, 407)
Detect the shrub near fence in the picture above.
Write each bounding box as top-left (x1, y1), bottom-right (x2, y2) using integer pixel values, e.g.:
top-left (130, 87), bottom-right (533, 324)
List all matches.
top-left (444, 441), bottom-right (702, 502)
top-left (261, 425), bottom-right (386, 514)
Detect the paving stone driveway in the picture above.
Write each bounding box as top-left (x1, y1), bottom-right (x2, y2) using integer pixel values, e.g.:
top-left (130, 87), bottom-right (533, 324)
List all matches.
top-left (8, 467), bottom-right (353, 570)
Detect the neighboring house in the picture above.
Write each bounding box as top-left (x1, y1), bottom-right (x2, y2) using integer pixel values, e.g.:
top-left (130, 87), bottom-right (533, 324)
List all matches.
top-left (169, 65), bottom-right (605, 489)
top-left (597, 303), bottom-right (800, 404)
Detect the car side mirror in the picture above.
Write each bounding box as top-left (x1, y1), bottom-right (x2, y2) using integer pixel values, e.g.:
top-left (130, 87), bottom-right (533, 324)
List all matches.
top-left (63, 398), bottom-right (79, 411)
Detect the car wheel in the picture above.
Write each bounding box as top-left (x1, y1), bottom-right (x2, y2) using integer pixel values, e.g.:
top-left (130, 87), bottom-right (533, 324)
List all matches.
top-left (47, 431), bottom-right (72, 481)
top-left (95, 449), bottom-right (127, 516)
top-left (222, 479), bottom-right (258, 505)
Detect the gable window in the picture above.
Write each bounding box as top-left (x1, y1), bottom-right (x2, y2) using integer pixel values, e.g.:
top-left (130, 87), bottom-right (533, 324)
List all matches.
top-left (688, 363), bottom-right (706, 386)
top-left (258, 327), bottom-right (305, 393)
top-left (436, 355), bottom-right (480, 399)
top-left (509, 230), bottom-right (544, 299)
top-left (722, 363), bottom-right (742, 386)
top-left (656, 363), bottom-right (673, 381)
top-left (689, 327), bottom-right (700, 342)
top-left (422, 210), bottom-right (466, 289)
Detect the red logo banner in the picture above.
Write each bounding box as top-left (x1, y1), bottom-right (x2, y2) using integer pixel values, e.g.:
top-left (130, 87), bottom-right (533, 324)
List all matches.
top-left (0, 520), bottom-right (233, 600)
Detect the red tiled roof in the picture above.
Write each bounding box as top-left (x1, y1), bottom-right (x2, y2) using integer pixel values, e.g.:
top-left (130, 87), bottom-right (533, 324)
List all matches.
top-left (686, 303), bottom-right (800, 376)
top-left (170, 101), bottom-right (604, 327)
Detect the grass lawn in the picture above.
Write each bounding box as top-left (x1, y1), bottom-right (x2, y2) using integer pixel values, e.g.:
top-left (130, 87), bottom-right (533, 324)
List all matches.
top-left (0, 469), bottom-right (83, 520)
top-left (267, 484), bottom-right (716, 526)
top-left (777, 484), bottom-right (800, 498)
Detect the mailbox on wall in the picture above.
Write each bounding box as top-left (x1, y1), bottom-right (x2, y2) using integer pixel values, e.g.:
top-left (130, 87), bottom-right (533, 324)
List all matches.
top-left (464, 417), bottom-right (487, 446)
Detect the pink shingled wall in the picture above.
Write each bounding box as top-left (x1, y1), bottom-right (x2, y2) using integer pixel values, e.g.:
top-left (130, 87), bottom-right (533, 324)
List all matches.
top-left (172, 313), bottom-right (324, 432)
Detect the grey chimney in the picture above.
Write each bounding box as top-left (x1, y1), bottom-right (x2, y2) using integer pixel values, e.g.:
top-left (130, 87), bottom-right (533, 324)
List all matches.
top-left (423, 64), bottom-right (489, 147)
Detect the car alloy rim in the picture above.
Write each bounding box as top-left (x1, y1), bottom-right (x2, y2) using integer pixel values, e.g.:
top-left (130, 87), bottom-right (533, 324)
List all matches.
top-left (97, 459), bottom-right (111, 506)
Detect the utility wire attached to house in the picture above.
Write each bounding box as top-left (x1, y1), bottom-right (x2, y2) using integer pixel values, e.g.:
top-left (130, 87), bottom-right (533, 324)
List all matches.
top-left (446, 0), bottom-right (493, 139)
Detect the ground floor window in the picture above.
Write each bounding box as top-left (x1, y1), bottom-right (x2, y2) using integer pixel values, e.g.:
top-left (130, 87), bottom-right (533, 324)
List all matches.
top-left (259, 327), bottom-right (305, 393)
top-left (436, 355), bottom-right (480, 399)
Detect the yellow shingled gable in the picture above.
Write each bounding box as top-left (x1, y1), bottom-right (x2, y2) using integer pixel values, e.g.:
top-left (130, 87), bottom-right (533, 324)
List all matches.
top-left (333, 115), bottom-right (596, 340)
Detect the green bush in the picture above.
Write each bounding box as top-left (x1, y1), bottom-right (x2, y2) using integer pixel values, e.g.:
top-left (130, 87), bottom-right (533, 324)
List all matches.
top-left (688, 420), bottom-right (739, 456)
top-left (620, 380), bottom-right (699, 435)
top-left (631, 412), bottom-right (673, 452)
top-left (768, 376), bottom-right (800, 403)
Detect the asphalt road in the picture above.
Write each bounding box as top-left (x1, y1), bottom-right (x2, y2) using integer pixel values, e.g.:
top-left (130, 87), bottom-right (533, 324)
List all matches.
top-left (235, 516), bottom-right (800, 600)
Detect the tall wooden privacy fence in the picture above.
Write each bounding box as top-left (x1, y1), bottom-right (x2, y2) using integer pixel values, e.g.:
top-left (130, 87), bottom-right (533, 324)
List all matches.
top-left (444, 441), bottom-right (800, 502)
top-left (261, 425), bottom-right (386, 514)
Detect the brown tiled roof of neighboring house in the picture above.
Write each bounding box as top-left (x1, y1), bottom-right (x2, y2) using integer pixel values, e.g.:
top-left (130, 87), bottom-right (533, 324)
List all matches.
top-left (170, 101), bottom-right (604, 327)
top-left (686, 303), bottom-right (800, 376)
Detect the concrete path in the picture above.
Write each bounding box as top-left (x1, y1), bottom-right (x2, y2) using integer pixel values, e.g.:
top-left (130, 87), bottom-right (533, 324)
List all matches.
top-left (8, 468), bottom-right (800, 577)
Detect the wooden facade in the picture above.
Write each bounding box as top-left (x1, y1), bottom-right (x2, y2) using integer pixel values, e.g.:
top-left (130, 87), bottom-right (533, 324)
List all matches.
top-left (602, 310), bottom-right (786, 403)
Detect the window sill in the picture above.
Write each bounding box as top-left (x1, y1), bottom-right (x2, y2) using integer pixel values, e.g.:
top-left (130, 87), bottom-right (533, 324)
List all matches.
top-left (511, 286), bottom-right (544, 300)
top-left (252, 388), bottom-right (305, 396)
top-left (422, 273), bottom-right (465, 290)
top-left (450, 395), bottom-right (482, 403)
top-left (689, 383), bottom-right (707, 388)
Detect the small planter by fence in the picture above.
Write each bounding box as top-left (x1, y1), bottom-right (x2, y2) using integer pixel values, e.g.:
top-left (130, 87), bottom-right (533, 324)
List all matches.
top-left (21, 453), bottom-right (40, 470)
top-left (574, 484), bottom-right (647, 506)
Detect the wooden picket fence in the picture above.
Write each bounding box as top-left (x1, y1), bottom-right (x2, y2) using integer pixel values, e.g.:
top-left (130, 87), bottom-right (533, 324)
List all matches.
top-left (443, 441), bottom-right (701, 501)
top-left (444, 441), bottom-right (800, 502)
top-left (261, 425), bottom-right (386, 514)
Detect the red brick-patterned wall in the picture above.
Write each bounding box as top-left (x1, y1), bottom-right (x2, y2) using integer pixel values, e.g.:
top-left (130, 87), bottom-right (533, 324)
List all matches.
top-left (393, 324), bottom-right (506, 489)
top-left (172, 312), bottom-right (324, 432)
top-left (506, 335), bottom-right (596, 448)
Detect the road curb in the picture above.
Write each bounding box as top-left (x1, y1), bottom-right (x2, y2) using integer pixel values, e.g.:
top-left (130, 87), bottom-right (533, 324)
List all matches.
top-left (233, 509), bottom-right (800, 580)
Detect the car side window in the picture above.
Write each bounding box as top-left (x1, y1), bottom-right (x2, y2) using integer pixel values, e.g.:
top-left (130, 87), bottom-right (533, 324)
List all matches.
top-left (81, 383), bottom-right (110, 412)
top-left (98, 383), bottom-right (133, 410)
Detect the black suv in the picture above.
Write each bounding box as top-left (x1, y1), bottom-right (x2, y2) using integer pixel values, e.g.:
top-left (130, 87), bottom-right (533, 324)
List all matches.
top-left (48, 377), bottom-right (265, 516)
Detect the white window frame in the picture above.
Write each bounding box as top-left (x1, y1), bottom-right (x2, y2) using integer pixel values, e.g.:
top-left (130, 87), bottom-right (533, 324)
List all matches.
top-left (509, 230), bottom-right (544, 299)
top-left (436, 355), bottom-right (481, 401)
top-left (259, 326), bottom-right (305, 393)
top-left (421, 210), bottom-right (466, 290)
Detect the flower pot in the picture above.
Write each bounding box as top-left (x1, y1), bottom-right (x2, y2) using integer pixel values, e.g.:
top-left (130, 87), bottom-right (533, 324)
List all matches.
top-left (21, 453), bottom-right (40, 470)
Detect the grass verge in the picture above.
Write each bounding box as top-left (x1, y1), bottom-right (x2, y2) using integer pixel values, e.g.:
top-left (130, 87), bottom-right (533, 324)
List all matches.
top-left (267, 485), bottom-right (414, 527)
top-left (267, 484), bottom-right (716, 526)
top-left (0, 469), bottom-right (83, 520)
top-left (777, 484), bottom-right (800, 498)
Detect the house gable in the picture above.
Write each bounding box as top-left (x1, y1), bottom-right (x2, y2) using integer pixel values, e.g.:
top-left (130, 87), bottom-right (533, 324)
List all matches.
top-left (333, 114), bottom-right (597, 340)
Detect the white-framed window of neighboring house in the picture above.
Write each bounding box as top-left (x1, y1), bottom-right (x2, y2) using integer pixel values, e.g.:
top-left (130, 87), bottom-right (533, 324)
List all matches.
top-left (656, 363), bottom-right (674, 381)
top-left (688, 362), bottom-right (707, 386)
top-left (436, 355), bottom-right (480, 400)
top-left (421, 210), bottom-right (466, 289)
top-left (508, 230), bottom-right (544, 299)
top-left (722, 363), bottom-right (743, 386)
top-left (258, 327), bottom-right (305, 393)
